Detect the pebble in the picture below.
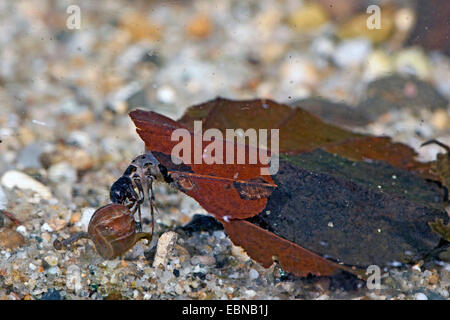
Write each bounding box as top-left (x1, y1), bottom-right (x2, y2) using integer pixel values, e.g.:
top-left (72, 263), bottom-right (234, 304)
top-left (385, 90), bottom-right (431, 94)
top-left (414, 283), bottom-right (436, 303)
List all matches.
top-left (153, 231), bottom-right (178, 268)
top-left (394, 8), bottom-right (415, 33)
top-left (156, 85), bottom-right (176, 104)
top-left (333, 38), bottom-right (372, 69)
top-left (431, 109), bottom-right (450, 130)
top-left (281, 56), bottom-right (320, 87)
top-left (66, 265), bottom-right (82, 294)
top-left (316, 0), bottom-right (360, 20)
top-left (212, 230), bottom-right (226, 240)
top-left (427, 273), bottom-right (439, 285)
top-left (0, 228), bottom-right (25, 249)
top-left (65, 131), bottom-right (92, 150)
top-left (310, 37), bottom-right (335, 59)
top-left (41, 146), bottom-right (94, 172)
top-left (40, 289), bottom-right (63, 300)
top-left (1, 170), bottom-right (52, 200)
top-left (48, 218), bottom-right (67, 232)
top-left (41, 232), bottom-right (51, 243)
top-left (0, 186), bottom-right (7, 210)
top-left (337, 7), bottom-right (395, 43)
top-left (16, 225), bottom-right (27, 236)
top-left (414, 292), bottom-right (428, 300)
top-left (395, 48), bottom-right (431, 79)
top-left (40, 223), bottom-right (54, 233)
top-left (44, 254), bottom-right (59, 267)
top-left (190, 255), bottom-right (216, 266)
top-left (77, 208), bottom-right (96, 230)
top-left (17, 142), bottom-right (48, 169)
top-left (186, 15), bottom-right (213, 39)
top-left (47, 266), bottom-right (60, 275)
top-left (120, 12), bottom-right (161, 42)
top-left (70, 212), bottom-right (81, 224)
top-left (288, 3), bottom-right (329, 31)
top-left (249, 268), bottom-right (259, 280)
top-left (231, 244), bottom-right (250, 262)
top-left (106, 81), bottom-right (145, 113)
top-left (244, 289), bottom-right (256, 298)
top-left (364, 50), bottom-right (394, 81)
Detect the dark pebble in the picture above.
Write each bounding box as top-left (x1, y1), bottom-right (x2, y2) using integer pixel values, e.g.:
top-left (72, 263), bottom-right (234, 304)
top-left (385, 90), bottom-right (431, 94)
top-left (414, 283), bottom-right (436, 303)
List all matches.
top-left (193, 272), bottom-right (206, 280)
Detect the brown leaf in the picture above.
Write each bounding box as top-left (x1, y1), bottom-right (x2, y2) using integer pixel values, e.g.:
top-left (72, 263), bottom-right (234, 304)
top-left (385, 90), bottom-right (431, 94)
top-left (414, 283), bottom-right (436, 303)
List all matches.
top-left (179, 98), bottom-right (362, 153)
top-left (322, 136), bottom-right (422, 171)
top-left (179, 97), bottom-right (429, 173)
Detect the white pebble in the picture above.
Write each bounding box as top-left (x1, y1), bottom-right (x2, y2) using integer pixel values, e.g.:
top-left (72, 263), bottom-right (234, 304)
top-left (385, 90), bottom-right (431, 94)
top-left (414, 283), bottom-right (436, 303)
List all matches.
top-left (44, 254), bottom-right (59, 267)
top-left (1, 170), bottom-right (52, 200)
top-left (213, 230), bottom-right (226, 240)
top-left (395, 48), bottom-right (431, 79)
top-left (333, 38), bottom-right (372, 68)
top-left (245, 289), bottom-right (256, 298)
top-left (153, 231), bottom-right (178, 268)
top-left (143, 293), bottom-right (152, 300)
top-left (311, 37), bottom-right (335, 58)
top-left (16, 225), bottom-right (27, 236)
top-left (48, 162), bottom-right (77, 183)
top-left (231, 244), bottom-right (250, 262)
top-left (157, 85), bottom-right (176, 104)
top-left (41, 223), bottom-right (54, 232)
top-left (190, 255), bottom-right (216, 266)
top-left (47, 266), bottom-right (60, 275)
top-left (281, 56), bottom-right (319, 87)
top-left (414, 293), bottom-right (428, 300)
top-left (364, 50), bottom-right (393, 81)
top-left (66, 265), bottom-right (82, 294)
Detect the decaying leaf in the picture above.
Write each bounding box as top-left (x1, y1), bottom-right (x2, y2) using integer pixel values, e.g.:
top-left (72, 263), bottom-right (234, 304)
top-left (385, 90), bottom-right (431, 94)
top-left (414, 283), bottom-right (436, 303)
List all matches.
top-left (178, 97), bottom-right (363, 154)
top-left (247, 150), bottom-right (447, 270)
top-left (130, 109), bottom-right (276, 220)
top-left (222, 219), bottom-right (348, 277)
top-left (321, 137), bottom-right (423, 172)
top-left (129, 98), bottom-right (449, 277)
top-left (178, 97), bottom-right (430, 173)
